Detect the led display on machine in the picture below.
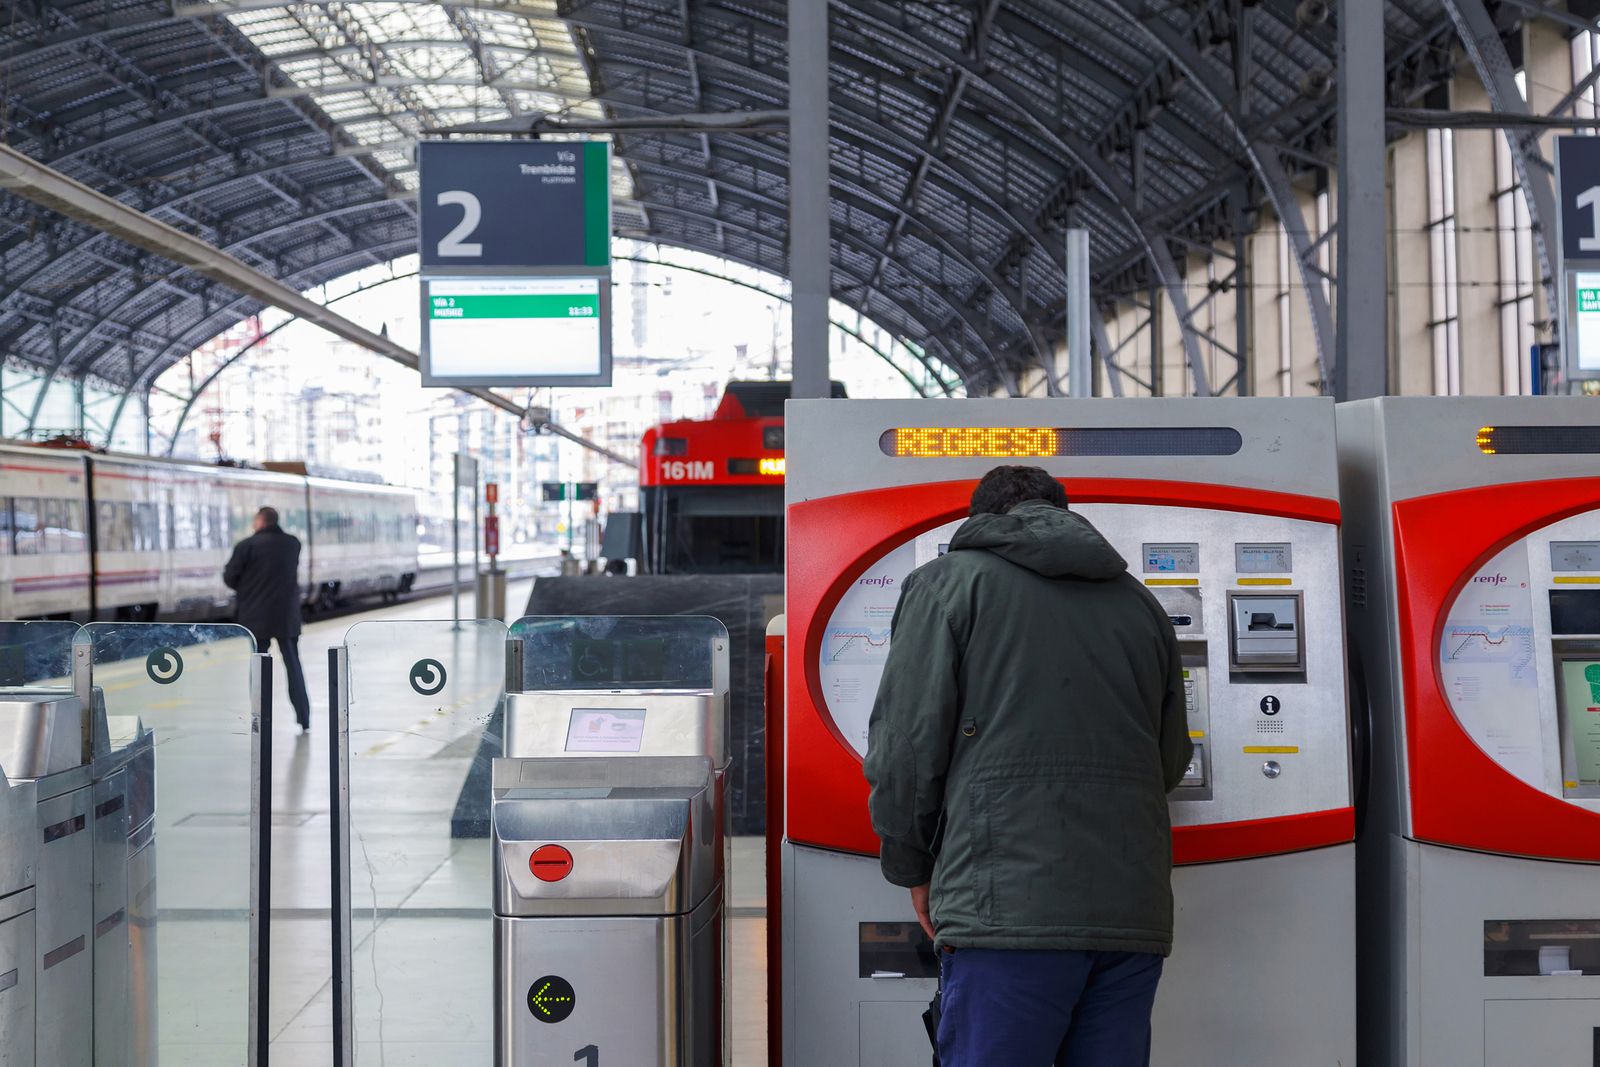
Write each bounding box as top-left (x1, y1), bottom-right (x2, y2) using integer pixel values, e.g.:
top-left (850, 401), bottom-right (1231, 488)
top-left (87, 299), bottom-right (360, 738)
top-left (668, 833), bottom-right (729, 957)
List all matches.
top-left (1476, 425), bottom-right (1600, 455)
top-left (878, 426), bottom-right (1243, 458)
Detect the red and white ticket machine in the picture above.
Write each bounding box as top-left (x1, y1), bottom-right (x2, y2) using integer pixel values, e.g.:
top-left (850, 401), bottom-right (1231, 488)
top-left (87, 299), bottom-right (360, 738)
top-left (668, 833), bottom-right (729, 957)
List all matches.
top-left (772, 399), bottom-right (1355, 1067)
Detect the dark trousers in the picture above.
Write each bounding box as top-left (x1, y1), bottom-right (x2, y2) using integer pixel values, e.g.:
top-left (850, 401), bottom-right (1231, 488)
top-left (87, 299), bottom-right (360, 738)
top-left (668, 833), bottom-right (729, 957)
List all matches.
top-left (256, 632), bottom-right (312, 729)
top-left (936, 948), bottom-right (1164, 1067)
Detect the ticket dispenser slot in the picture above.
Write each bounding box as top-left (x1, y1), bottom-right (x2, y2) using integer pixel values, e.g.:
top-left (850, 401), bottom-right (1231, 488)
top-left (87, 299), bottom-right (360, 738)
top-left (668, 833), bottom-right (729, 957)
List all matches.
top-left (1179, 660), bottom-right (1212, 798)
top-left (1227, 592), bottom-right (1306, 676)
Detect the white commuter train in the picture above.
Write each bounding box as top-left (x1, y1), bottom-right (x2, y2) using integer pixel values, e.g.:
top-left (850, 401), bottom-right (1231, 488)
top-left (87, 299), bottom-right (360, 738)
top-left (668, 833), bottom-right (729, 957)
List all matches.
top-left (0, 441), bottom-right (417, 621)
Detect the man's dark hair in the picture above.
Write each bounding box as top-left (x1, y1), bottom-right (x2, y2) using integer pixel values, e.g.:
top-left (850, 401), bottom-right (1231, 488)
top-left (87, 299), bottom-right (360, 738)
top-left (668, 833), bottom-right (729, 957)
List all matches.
top-left (257, 506), bottom-right (280, 527)
top-left (969, 465), bottom-right (1069, 516)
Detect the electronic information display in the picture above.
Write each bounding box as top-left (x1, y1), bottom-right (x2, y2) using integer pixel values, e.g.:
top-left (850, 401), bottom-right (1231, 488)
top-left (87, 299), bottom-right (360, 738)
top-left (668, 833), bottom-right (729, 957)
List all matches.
top-left (421, 275), bottom-right (612, 388)
top-left (1552, 542), bottom-right (1600, 571)
top-left (878, 426), bottom-right (1242, 458)
top-left (1144, 543), bottom-right (1199, 574)
top-left (1557, 660), bottom-right (1600, 791)
top-left (1572, 270), bottom-right (1600, 372)
top-left (564, 708), bottom-right (646, 753)
top-left (1236, 542), bottom-right (1293, 573)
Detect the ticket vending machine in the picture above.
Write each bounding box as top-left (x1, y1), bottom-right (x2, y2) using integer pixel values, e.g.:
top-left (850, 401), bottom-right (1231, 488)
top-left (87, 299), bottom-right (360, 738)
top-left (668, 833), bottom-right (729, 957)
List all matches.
top-left (1339, 398), bottom-right (1600, 1067)
top-left (775, 399), bottom-right (1355, 1067)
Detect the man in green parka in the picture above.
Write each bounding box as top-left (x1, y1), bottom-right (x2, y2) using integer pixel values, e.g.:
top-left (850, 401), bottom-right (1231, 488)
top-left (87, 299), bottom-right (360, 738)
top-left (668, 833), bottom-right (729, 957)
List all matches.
top-left (864, 465), bottom-right (1193, 1067)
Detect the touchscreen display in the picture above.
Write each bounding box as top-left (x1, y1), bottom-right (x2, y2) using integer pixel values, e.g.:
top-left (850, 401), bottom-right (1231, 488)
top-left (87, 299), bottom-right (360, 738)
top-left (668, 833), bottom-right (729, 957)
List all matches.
top-left (1143, 543), bottom-right (1198, 573)
top-left (1556, 661), bottom-right (1600, 789)
top-left (565, 708), bottom-right (647, 753)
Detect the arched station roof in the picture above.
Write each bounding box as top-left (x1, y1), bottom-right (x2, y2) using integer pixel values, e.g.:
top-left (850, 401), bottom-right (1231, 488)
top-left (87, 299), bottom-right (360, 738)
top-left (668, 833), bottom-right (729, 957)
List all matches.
top-left (0, 0), bottom-right (1532, 401)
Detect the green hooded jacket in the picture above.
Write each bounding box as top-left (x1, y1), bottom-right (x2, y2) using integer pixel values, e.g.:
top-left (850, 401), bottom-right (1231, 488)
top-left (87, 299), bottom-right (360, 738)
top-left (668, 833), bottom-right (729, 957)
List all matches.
top-left (863, 501), bottom-right (1193, 955)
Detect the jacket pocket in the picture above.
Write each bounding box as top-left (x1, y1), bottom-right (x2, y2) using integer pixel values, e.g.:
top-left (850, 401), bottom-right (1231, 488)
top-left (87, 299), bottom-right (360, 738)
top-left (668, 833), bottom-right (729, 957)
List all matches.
top-left (973, 768), bottom-right (1171, 932)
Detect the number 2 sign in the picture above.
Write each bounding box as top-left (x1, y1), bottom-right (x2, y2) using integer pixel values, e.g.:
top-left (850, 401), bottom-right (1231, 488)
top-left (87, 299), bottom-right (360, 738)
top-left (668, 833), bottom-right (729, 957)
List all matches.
top-left (417, 141), bottom-right (611, 271)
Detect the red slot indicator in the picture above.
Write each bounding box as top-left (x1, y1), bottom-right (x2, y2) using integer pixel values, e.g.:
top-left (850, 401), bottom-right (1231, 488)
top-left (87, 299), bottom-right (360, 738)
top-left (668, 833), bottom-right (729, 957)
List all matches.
top-left (530, 844), bottom-right (574, 882)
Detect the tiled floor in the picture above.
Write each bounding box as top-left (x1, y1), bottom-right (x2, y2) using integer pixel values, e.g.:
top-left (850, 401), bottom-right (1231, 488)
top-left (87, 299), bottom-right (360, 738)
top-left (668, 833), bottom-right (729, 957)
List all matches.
top-left (123, 584), bottom-right (769, 1066)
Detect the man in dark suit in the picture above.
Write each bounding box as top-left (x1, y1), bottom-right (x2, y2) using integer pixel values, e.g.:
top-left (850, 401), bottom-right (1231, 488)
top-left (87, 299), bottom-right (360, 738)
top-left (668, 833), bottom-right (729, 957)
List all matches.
top-left (224, 506), bottom-right (312, 731)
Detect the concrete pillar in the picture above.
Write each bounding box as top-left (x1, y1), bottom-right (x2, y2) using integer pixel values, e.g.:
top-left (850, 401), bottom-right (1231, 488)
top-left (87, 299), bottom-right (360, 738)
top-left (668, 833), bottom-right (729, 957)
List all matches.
top-left (788, 0), bottom-right (831, 398)
top-left (1335, 0), bottom-right (1389, 398)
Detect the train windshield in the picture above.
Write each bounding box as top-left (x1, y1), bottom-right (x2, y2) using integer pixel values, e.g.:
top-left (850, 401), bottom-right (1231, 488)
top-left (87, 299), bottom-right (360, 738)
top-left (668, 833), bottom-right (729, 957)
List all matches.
top-left (643, 485), bottom-right (783, 574)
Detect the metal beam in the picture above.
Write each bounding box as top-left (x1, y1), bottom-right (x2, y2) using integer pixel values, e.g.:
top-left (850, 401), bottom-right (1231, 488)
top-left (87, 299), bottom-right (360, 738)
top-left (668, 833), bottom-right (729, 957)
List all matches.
top-left (1442, 0), bottom-right (1559, 321)
top-left (0, 142), bottom-right (615, 453)
top-left (1102, 5), bottom-right (1336, 393)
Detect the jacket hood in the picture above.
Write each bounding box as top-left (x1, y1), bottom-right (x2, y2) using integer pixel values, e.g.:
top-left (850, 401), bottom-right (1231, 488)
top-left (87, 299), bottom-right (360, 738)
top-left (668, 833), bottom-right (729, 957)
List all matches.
top-left (948, 501), bottom-right (1127, 580)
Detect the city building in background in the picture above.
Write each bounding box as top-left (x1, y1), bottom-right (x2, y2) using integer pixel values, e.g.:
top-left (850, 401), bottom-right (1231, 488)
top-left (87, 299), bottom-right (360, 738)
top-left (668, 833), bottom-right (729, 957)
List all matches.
top-left (143, 243), bottom-right (941, 557)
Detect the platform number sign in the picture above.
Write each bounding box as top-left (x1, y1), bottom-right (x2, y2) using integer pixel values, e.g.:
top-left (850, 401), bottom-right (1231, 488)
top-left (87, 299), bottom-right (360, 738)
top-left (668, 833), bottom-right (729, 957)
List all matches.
top-left (418, 141), bottom-right (611, 270)
top-left (1555, 137), bottom-right (1600, 379)
top-left (1559, 138), bottom-right (1600, 259)
top-left (433, 189), bottom-right (483, 258)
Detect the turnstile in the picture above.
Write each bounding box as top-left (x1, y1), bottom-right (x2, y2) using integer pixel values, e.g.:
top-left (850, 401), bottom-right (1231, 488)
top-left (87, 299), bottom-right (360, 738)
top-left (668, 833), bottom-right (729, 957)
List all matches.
top-left (122, 728), bottom-right (157, 1067)
top-left (0, 767), bottom-right (37, 1067)
top-left (492, 754), bottom-right (721, 1065)
top-left (0, 689), bottom-right (94, 1067)
top-left (493, 620), bottom-right (731, 1067)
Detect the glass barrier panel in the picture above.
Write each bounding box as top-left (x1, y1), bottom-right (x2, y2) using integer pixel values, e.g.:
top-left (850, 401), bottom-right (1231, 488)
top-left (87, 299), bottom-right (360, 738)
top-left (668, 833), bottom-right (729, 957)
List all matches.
top-left (0, 620), bottom-right (81, 688)
top-left (508, 614), bottom-right (730, 692)
top-left (82, 622), bottom-right (260, 1067)
top-left (340, 618), bottom-right (508, 1063)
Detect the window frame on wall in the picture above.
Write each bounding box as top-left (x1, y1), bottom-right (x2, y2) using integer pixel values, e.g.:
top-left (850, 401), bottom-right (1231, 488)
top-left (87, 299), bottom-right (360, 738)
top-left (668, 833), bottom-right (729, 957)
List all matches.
top-left (1493, 70), bottom-right (1537, 396)
top-left (1275, 221), bottom-right (1294, 397)
top-left (1425, 127), bottom-right (1463, 396)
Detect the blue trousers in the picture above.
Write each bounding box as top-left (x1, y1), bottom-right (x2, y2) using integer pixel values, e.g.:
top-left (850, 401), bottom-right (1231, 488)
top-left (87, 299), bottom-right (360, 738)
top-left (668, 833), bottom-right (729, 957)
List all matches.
top-left (936, 948), bottom-right (1164, 1067)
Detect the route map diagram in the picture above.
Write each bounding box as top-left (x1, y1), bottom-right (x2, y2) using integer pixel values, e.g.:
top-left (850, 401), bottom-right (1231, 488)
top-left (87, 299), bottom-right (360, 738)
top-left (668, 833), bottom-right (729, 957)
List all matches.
top-left (824, 628), bottom-right (892, 666)
top-left (1442, 624), bottom-right (1537, 687)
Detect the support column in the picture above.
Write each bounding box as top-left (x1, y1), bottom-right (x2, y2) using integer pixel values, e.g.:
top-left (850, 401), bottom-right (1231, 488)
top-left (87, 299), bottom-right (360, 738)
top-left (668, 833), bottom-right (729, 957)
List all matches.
top-left (1234, 231), bottom-right (1254, 396)
top-left (788, 0), bottom-right (831, 398)
top-left (1065, 228), bottom-right (1092, 397)
top-left (1334, 0), bottom-right (1389, 399)
top-left (1149, 286), bottom-right (1164, 397)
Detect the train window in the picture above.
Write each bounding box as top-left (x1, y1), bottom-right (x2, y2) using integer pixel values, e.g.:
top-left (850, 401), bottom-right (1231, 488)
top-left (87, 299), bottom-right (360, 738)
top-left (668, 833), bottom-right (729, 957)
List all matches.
top-left (64, 501), bottom-right (85, 553)
top-left (173, 505), bottom-right (200, 551)
top-left (0, 500), bottom-right (11, 556)
top-left (133, 503), bottom-right (161, 552)
top-left (98, 502), bottom-right (131, 553)
top-left (13, 498), bottom-right (38, 556)
top-left (39, 499), bottom-right (63, 554)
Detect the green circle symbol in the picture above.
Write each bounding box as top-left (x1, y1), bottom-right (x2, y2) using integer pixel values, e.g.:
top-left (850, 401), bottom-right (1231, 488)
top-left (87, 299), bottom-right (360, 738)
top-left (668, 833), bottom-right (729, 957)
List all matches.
top-left (408, 658), bottom-right (447, 696)
top-left (145, 647), bottom-right (183, 685)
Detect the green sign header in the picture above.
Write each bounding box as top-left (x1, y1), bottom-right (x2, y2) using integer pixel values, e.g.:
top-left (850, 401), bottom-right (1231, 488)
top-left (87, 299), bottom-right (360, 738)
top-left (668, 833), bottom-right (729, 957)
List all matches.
top-left (429, 293), bottom-right (601, 320)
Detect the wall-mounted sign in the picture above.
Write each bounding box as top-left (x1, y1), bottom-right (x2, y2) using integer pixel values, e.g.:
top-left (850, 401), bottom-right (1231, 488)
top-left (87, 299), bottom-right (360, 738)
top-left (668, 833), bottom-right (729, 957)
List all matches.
top-left (418, 139), bottom-right (612, 388)
top-left (420, 275), bottom-right (612, 388)
top-left (418, 141), bottom-right (610, 271)
top-left (1554, 136), bottom-right (1600, 383)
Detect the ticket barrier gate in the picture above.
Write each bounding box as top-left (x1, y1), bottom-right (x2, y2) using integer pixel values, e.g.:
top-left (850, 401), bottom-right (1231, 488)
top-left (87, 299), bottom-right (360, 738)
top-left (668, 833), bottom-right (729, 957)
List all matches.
top-left (0, 766), bottom-right (36, 1065)
top-left (94, 714), bottom-right (156, 1067)
top-left (0, 688), bottom-right (96, 1066)
top-left (493, 617), bottom-right (730, 1067)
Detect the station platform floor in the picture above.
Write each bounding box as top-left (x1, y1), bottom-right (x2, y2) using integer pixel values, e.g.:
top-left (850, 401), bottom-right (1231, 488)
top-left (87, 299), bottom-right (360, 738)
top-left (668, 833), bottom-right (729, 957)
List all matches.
top-left (242, 583), bottom-right (768, 1066)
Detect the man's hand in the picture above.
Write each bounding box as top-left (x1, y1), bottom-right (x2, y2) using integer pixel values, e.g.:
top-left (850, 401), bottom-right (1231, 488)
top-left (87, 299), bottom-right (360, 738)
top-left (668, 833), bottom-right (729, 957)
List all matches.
top-left (910, 883), bottom-right (935, 943)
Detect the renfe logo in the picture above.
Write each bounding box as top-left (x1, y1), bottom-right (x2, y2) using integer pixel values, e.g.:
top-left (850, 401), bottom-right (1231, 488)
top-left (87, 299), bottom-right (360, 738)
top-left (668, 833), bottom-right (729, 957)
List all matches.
top-left (661, 460), bottom-right (715, 481)
top-left (1474, 573), bottom-right (1509, 586)
top-left (858, 576), bottom-right (896, 587)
